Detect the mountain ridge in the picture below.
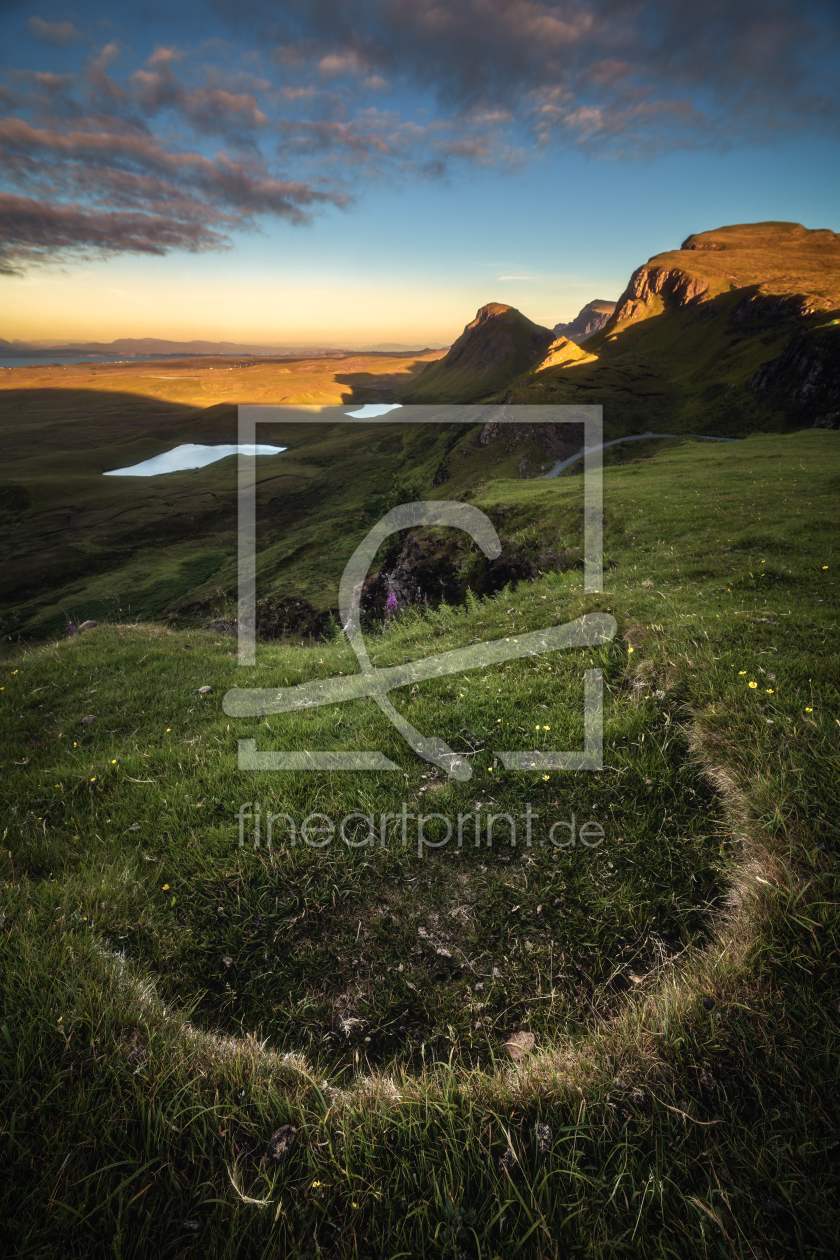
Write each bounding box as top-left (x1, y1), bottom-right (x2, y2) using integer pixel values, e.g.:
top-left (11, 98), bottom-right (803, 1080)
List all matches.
top-left (400, 302), bottom-right (553, 403)
top-left (406, 221), bottom-right (840, 437)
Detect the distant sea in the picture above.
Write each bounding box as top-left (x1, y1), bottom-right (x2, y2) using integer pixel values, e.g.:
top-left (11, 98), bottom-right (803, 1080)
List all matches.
top-left (0, 355), bottom-right (140, 368)
top-left (1, 351), bottom-right (281, 368)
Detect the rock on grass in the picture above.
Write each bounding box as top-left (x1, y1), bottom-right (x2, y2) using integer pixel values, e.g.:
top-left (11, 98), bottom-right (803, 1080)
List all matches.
top-left (266, 1125), bottom-right (298, 1162)
top-left (503, 1030), bottom-right (535, 1061)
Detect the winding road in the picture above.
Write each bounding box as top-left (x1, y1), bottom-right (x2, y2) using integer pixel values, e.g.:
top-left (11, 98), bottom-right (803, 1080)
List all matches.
top-left (541, 432), bottom-right (740, 479)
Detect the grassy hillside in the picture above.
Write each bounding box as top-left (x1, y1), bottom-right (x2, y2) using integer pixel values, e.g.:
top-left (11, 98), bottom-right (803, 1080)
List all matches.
top-left (0, 360), bottom-right (579, 644)
top-left (505, 223), bottom-right (840, 435)
top-left (401, 304), bottom-right (553, 403)
top-left (637, 221), bottom-right (840, 308)
top-left (614, 220), bottom-right (840, 313)
top-left (4, 221), bottom-right (838, 644)
top-left (1, 430), bottom-right (838, 1256)
top-left (0, 354), bottom-right (451, 643)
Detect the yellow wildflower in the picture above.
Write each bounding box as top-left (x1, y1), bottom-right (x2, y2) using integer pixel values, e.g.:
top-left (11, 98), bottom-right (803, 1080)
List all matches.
top-left (162, 883), bottom-right (170, 891)
top-left (748, 682), bottom-right (758, 689)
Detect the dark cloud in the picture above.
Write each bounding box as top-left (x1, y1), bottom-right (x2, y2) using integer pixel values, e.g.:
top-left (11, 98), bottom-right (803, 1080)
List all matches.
top-left (0, 105), bottom-right (350, 272)
top-left (211, 0), bottom-right (840, 148)
top-left (4, 2), bottom-right (838, 271)
top-left (0, 190), bottom-right (226, 274)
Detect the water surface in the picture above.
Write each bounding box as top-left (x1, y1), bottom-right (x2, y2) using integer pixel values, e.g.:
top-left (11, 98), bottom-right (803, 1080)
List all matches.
top-left (104, 443), bottom-right (286, 477)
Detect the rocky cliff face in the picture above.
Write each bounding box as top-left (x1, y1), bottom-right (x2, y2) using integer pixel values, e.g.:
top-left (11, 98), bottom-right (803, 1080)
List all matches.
top-left (730, 291), bottom-right (828, 326)
top-left (552, 299), bottom-right (616, 343)
top-left (750, 327), bottom-right (840, 429)
top-left (610, 265), bottom-right (711, 326)
top-left (605, 222), bottom-right (840, 332)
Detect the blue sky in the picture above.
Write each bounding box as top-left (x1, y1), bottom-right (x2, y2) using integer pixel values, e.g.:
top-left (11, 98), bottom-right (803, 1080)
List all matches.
top-left (2, 0), bottom-right (839, 346)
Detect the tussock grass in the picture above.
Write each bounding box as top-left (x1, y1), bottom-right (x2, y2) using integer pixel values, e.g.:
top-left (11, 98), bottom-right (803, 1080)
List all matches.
top-left (1, 431), bottom-right (839, 1256)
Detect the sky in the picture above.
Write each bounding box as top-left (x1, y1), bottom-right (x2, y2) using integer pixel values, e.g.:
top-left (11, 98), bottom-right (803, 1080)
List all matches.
top-left (1, 0), bottom-right (839, 348)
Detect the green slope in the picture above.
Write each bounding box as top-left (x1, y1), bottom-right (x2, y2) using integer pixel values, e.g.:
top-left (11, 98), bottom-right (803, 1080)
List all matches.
top-left (505, 222), bottom-right (840, 435)
top-left (401, 302), bottom-right (553, 403)
top-left (1, 431), bottom-right (838, 1255)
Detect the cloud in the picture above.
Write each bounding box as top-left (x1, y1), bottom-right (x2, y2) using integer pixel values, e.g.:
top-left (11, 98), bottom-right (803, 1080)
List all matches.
top-left (278, 113), bottom-right (407, 161)
top-left (210, 0), bottom-right (840, 150)
top-left (6, 1), bottom-right (838, 273)
top-left (0, 191), bottom-right (227, 274)
top-left (128, 57), bottom-right (268, 137)
top-left (317, 50), bottom-right (371, 80)
top-left (26, 17), bottom-right (82, 47)
top-left (182, 88), bottom-right (268, 134)
top-left (0, 107), bottom-right (351, 273)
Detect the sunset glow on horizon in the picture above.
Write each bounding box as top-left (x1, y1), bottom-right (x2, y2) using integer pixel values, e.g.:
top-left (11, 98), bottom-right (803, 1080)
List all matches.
top-left (2, 1), bottom-right (839, 347)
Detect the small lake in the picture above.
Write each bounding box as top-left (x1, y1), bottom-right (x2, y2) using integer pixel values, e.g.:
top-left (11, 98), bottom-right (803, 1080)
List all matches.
top-left (104, 444), bottom-right (286, 477)
top-left (101, 404), bottom-right (402, 476)
top-left (344, 403), bottom-right (403, 418)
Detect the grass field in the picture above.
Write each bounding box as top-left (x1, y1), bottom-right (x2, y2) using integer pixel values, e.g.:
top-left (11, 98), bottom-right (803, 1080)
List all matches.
top-left (0, 362), bottom-right (566, 644)
top-left (504, 290), bottom-right (840, 435)
top-left (2, 429), bottom-right (839, 1256)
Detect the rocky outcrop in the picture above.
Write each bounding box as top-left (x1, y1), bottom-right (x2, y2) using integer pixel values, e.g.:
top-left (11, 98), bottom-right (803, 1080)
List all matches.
top-left (749, 328), bottom-right (840, 429)
top-left (680, 236), bottom-right (723, 251)
top-left (477, 418), bottom-right (583, 465)
top-left (610, 265), bottom-right (710, 326)
top-left (730, 290), bottom-right (830, 326)
top-left (603, 222), bottom-right (840, 333)
top-left (552, 299), bottom-right (616, 343)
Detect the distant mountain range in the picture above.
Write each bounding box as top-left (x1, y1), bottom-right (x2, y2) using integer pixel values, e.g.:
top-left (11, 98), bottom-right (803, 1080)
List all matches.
top-left (552, 299), bottom-right (616, 343)
top-left (0, 336), bottom-right (327, 359)
top-left (0, 336), bottom-right (449, 359)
